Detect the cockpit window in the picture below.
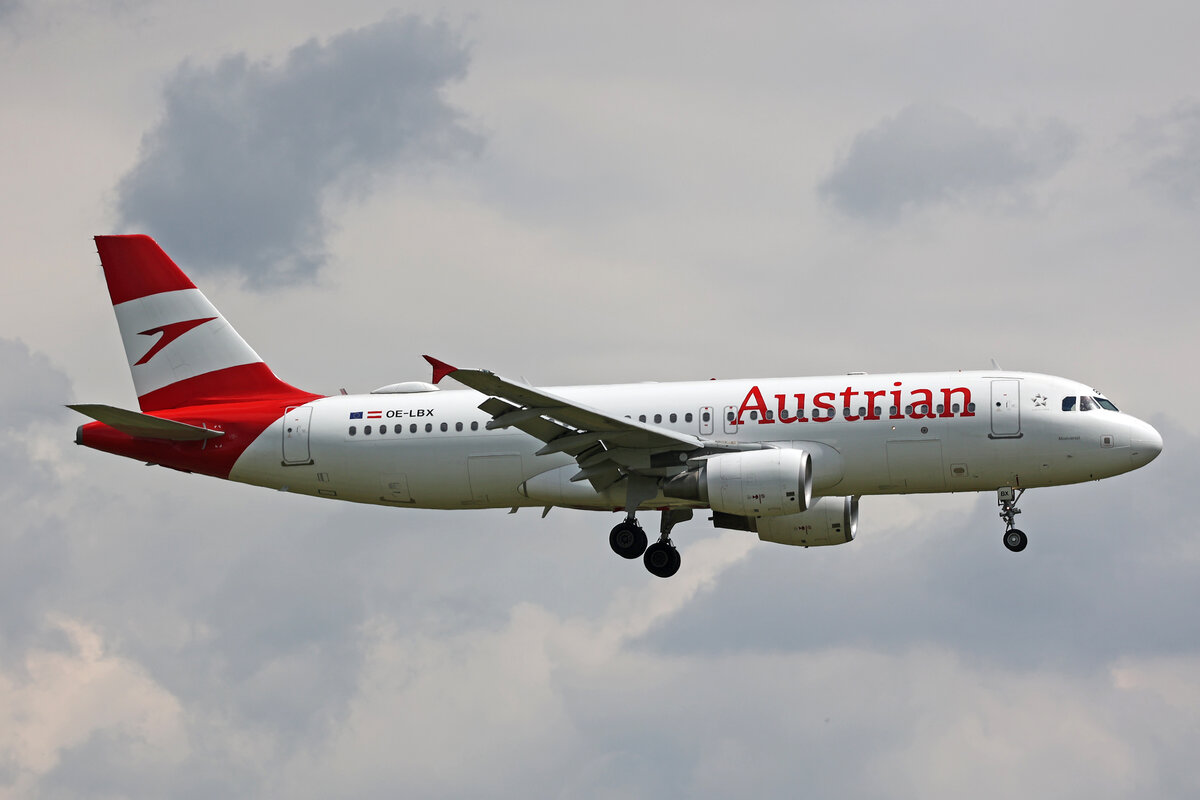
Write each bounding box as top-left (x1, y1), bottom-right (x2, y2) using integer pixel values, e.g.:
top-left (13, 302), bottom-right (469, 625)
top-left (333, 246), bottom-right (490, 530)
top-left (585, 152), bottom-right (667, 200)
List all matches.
top-left (1095, 397), bottom-right (1119, 412)
top-left (1079, 396), bottom-right (1097, 411)
top-left (1062, 397), bottom-right (1077, 411)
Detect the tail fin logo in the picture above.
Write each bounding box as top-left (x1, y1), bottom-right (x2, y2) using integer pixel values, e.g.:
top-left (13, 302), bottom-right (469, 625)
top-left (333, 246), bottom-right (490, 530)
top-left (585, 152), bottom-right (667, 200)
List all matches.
top-left (134, 317), bottom-right (217, 366)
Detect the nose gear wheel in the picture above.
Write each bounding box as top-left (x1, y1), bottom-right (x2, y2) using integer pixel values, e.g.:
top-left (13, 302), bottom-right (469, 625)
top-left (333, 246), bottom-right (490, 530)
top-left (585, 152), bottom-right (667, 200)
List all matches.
top-left (997, 487), bottom-right (1027, 553)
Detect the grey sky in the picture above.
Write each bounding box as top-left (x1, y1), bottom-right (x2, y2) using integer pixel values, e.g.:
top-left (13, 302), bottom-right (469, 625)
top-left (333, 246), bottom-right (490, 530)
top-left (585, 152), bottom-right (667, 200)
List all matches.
top-left (1, 1), bottom-right (1198, 797)
top-left (1134, 100), bottom-right (1200, 208)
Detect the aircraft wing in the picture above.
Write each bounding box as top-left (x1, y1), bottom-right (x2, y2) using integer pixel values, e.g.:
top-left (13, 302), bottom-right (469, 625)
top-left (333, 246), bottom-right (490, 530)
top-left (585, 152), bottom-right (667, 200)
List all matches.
top-left (425, 356), bottom-right (719, 491)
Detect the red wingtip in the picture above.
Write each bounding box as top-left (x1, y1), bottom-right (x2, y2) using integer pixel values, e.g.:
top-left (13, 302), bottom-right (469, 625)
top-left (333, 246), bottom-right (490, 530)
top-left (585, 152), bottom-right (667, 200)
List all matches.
top-left (423, 355), bottom-right (457, 385)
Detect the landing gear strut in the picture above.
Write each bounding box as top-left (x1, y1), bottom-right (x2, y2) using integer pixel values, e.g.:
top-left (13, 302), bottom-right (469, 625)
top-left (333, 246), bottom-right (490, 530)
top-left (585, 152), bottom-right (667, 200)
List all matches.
top-left (643, 509), bottom-right (691, 579)
top-left (998, 487), bottom-right (1027, 552)
top-left (610, 509), bottom-right (691, 578)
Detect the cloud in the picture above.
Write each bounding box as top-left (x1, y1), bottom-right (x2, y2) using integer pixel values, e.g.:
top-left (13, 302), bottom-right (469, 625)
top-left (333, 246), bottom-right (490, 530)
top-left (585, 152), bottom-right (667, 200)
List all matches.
top-left (0, 337), bottom-right (72, 429)
top-left (649, 416), bottom-right (1200, 670)
top-left (0, 616), bottom-right (187, 798)
top-left (1132, 101), bottom-right (1200, 208)
top-left (116, 15), bottom-right (482, 287)
top-left (0, 0), bottom-right (20, 25)
top-left (819, 103), bottom-right (1078, 221)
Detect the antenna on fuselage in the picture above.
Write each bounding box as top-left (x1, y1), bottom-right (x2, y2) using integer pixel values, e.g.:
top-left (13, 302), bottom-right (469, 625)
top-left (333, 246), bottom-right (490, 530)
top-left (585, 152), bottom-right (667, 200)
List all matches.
top-left (990, 358), bottom-right (1003, 370)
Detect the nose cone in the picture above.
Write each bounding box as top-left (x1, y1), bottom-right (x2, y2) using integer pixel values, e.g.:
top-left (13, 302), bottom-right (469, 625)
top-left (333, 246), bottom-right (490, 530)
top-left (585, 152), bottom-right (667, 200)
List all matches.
top-left (1128, 418), bottom-right (1163, 468)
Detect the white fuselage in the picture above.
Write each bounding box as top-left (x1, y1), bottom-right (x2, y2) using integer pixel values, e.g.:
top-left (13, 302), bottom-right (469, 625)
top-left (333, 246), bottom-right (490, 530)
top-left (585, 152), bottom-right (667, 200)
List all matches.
top-left (228, 371), bottom-right (1161, 511)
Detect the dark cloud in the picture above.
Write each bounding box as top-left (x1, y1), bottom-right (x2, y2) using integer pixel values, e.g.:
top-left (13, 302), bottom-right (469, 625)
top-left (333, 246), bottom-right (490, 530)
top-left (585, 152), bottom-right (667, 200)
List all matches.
top-left (116, 15), bottom-right (482, 287)
top-left (0, 339), bottom-right (73, 661)
top-left (0, 0), bottom-right (20, 25)
top-left (820, 103), bottom-right (1077, 221)
top-left (0, 337), bottom-right (72, 428)
top-left (647, 415), bottom-right (1196, 667)
top-left (1133, 101), bottom-right (1200, 208)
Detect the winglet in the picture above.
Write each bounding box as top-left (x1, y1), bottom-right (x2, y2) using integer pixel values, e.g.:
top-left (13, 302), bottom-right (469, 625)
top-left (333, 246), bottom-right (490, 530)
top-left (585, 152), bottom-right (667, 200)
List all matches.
top-left (423, 355), bottom-right (457, 385)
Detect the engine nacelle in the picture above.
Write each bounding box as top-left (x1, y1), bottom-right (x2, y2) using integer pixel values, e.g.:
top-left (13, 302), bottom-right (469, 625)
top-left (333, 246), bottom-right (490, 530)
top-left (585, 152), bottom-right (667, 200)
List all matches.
top-left (751, 495), bottom-right (858, 547)
top-left (663, 448), bottom-right (812, 517)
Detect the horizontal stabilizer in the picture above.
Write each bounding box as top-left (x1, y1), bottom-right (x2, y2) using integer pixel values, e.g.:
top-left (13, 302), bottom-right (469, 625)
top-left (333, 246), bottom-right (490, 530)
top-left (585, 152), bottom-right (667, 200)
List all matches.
top-left (68, 403), bottom-right (225, 441)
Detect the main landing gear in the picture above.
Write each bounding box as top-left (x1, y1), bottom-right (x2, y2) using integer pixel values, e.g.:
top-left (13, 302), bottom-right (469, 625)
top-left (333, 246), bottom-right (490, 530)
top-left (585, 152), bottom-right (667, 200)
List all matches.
top-left (998, 487), bottom-right (1028, 552)
top-left (609, 509), bottom-right (691, 578)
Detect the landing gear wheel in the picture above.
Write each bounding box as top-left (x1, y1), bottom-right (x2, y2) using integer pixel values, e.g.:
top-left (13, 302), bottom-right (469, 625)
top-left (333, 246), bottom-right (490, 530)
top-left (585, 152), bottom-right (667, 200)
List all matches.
top-left (609, 521), bottom-right (648, 559)
top-left (1003, 528), bottom-right (1028, 553)
top-left (643, 541), bottom-right (681, 578)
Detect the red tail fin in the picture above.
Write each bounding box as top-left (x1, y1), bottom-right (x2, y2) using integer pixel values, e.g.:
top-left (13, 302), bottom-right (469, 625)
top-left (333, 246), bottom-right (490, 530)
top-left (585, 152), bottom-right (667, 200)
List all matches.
top-left (95, 235), bottom-right (319, 410)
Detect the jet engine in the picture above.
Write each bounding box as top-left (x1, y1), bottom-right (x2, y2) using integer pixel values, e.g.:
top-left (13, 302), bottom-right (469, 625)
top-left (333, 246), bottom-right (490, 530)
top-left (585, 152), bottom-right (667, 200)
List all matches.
top-left (730, 495), bottom-right (858, 547)
top-left (662, 448), bottom-right (811, 517)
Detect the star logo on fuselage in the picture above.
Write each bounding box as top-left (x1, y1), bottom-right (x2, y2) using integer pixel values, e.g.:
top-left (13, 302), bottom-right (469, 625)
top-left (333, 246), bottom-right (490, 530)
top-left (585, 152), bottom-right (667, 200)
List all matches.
top-left (1032, 393), bottom-right (1047, 408)
top-left (134, 317), bottom-right (217, 365)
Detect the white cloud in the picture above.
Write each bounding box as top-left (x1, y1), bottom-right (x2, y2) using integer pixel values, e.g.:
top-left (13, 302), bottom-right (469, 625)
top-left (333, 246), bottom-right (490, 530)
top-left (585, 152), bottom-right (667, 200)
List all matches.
top-left (0, 616), bottom-right (187, 798)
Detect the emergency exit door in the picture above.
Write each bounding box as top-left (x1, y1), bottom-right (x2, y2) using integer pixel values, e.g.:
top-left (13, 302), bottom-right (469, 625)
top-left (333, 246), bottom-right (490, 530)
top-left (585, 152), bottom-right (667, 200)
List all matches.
top-left (282, 406), bottom-right (313, 464)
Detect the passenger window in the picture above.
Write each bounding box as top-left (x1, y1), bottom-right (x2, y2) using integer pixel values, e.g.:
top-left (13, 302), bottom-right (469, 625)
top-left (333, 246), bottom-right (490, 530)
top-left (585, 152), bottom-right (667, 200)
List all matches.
top-left (1062, 397), bottom-right (1077, 411)
top-left (425, 423), bottom-right (433, 432)
top-left (410, 424), bottom-right (417, 433)
top-left (394, 424), bottom-right (402, 434)
top-left (378, 425), bottom-right (386, 435)
top-left (670, 412), bottom-right (678, 423)
top-left (727, 411), bottom-right (735, 422)
top-left (701, 411), bottom-right (710, 422)
top-left (471, 421), bottom-right (479, 431)
top-left (456, 422), bottom-right (463, 432)
top-left (365, 425), bottom-right (372, 435)
top-left (968, 403), bottom-right (976, 413)
top-left (654, 413), bottom-right (662, 423)
top-left (686, 412), bottom-right (694, 423)
top-left (639, 414), bottom-right (647, 423)
top-left (952, 403), bottom-right (960, 413)
top-left (936, 404), bottom-right (944, 415)
top-left (349, 426), bottom-right (357, 436)
top-left (440, 422), bottom-right (448, 432)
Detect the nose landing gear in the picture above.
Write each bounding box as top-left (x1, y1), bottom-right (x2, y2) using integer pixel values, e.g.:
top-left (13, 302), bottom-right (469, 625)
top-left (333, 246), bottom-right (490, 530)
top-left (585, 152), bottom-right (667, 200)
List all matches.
top-left (998, 487), bottom-right (1027, 552)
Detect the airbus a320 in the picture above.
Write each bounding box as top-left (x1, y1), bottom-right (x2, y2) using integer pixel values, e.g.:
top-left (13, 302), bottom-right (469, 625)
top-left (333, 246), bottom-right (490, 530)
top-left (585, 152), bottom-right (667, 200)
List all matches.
top-left (72, 235), bottom-right (1163, 578)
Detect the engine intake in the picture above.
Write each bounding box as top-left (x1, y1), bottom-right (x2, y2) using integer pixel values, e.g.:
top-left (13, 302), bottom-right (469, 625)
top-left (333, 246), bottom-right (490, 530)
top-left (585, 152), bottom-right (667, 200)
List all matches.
top-left (663, 449), bottom-right (811, 517)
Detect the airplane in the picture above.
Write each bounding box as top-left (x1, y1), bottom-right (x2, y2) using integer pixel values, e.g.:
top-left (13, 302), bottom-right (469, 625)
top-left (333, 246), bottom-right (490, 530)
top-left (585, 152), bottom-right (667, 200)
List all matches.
top-left (72, 235), bottom-right (1163, 578)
